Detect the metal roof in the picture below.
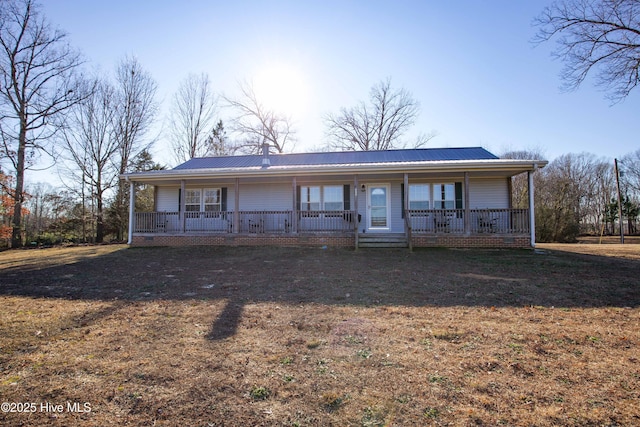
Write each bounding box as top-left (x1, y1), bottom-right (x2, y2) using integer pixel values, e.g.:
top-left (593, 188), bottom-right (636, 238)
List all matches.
top-left (173, 147), bottom-right (499, 170)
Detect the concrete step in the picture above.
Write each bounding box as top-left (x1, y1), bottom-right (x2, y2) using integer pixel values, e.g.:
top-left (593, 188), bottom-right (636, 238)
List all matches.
top-left (358, 233), bottom-right (408, 248)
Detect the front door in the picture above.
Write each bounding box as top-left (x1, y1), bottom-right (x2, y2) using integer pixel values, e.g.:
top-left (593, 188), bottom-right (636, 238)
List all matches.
top-left (367, 184), bottom-right (390, 231)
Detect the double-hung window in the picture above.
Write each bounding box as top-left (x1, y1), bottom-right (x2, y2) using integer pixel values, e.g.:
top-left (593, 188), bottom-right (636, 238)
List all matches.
top-left (185, 189), bottom-right (201, 212)
top-left (409, 184), bottom-right (430, 210)
top-left (323, 186), bottom-right (344, 211)
top-left (299, 185), bottom-right (345, 212)
top-left (300, 186), bottom-right (321, 211)
top-left (203, 189), bottom-right (221, 212)
top-left (433, 183), bottom-right (455, 209)
top-left (185, 188), bottom-right (221, 212)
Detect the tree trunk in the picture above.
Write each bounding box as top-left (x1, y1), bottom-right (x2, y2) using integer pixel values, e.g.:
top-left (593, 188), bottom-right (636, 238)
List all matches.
top-left (11, 126), bottom-right (27, 248)
top-left (96, 194), bottom-right (104, 244)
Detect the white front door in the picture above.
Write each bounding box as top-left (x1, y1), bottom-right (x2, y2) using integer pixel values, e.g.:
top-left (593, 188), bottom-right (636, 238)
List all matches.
top-left (367, 184), bottom-right (390, 231)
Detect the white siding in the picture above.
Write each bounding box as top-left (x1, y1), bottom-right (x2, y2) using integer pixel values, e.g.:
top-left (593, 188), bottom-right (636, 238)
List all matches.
top-left (239, 183), bottom-right (293, 210)
top-left (156, 187), bottom-right (179, 211)
top-left (390, 182), bottom-right (404, 232)
top-left (468, 179), bottom-right (509, 209)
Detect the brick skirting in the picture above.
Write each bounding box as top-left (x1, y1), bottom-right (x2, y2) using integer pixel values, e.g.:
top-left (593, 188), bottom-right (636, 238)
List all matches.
top-left (131, 233), bottom-right (531, 248)
top-left (131, 233), bottom-right (355, 248)
top-left (412, 234), bottom-right (530, 248)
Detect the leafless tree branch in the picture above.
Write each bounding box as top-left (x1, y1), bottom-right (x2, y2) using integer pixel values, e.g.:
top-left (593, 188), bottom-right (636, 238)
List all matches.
top-left (324, 78), bottom-right (430, 151)
top-left (224, 80), bottom-right (296, 154)
top-left (533, 0), bottom-right (640, 102)
top-left (169, 73), bottom-right (218, 164)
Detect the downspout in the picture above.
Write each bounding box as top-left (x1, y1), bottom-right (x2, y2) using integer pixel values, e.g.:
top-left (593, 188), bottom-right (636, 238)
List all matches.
top-left (127, 178), bottom-right (135, 245)
top-left (528, 164), bottom-right (537, 248)
top-left (180, 180), bottom-right (186, 233)
top-left (354, 175), bottom-right (359, 250)
top-left (464, 172), bottom-right (470, 235)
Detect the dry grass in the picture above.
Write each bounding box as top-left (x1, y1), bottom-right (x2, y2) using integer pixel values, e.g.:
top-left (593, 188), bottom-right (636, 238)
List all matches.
top-left (0, 243), bottom-right (639, 426)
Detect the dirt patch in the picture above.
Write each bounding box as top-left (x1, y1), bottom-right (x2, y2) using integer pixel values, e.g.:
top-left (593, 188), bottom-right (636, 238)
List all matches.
top-left (0, 244), bottom-right (639, 426)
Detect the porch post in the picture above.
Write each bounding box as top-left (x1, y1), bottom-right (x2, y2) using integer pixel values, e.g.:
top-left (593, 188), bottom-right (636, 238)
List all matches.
top-left (528, 167), bottom-right (536, 247)
top-left (180, 180), bottom-right (186, 233)
top-left (234, 178), bottom-right (240, 233)
top-left (354, 175), bottom-right (359, 250)
top-left (403, 173), bottom-right (412, 251)
top-left (127, 179), bottom-right (135, 245)
top-left (292, 177), bottom-right (298, 233)
top-left (403, 173), bottom-right (409, 214)
top-left (464, 172), bottom-right (470, 234)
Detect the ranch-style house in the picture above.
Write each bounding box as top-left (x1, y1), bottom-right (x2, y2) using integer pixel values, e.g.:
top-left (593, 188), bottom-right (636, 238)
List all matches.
top-left (121, 146), bottom-right (547, 249)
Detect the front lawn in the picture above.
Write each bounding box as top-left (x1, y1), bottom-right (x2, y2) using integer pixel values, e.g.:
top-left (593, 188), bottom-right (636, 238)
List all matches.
top-left (1, 244), bottom-right (638, 426)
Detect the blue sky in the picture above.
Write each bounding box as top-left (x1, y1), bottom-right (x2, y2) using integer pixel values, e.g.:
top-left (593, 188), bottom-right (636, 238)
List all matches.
top-left (40, 0), bottom-right (639, 171)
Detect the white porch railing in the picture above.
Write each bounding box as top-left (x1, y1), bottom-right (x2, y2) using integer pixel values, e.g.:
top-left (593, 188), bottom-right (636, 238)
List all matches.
top-left (238, 211), bottom-right (292, 233)
top-left (406, 208), bottom-right (530, 234)
top-left (133, 210), bottom-right (357, 234)
top-left (134, 209), bottom-right (529, 235)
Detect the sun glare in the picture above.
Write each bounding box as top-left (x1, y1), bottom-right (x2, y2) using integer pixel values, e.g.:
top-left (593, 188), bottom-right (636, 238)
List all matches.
top-left (252, 63), bottom-right (309, 117)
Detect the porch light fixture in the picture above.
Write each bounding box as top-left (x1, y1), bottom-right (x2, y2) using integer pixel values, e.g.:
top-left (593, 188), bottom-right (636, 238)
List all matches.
top-left (361, 184), bottom-right (366, 192)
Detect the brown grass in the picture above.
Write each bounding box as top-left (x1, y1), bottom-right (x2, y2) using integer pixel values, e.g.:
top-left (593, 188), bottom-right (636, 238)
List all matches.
top-left (1, 244), bottom-right (639, 426)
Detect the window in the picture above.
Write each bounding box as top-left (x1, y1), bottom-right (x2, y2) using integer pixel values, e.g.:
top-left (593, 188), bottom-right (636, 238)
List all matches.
top-left (185, 189), bottom-right (201, 212)
top-left (433, 183), bottom-right (455, 209)
top-left (409, 184), bottom-right (430, 209)
top-left (323, 186), bottom-right (344, 211)
top-left (299, 185), bottom-right (346, 212)
top-left (185, 188), bottom-right (221, 212)
top-left (203, 188), bottom-right (221, 212)
top-left (300, 186), bottom-right (321, 211)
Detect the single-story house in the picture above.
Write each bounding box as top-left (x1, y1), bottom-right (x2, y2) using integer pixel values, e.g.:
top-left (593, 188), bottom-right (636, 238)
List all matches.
top-left (121, 146), bottom-right (547, 249)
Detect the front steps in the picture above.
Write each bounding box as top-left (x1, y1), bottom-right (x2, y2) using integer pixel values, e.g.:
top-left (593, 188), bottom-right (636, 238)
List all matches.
top-left (358, 233), bottom-right (408, 248)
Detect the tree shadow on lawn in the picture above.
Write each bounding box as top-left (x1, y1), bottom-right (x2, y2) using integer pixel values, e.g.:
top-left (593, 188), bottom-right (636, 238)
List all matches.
top-left (0, 245), bottom-right (638, 340)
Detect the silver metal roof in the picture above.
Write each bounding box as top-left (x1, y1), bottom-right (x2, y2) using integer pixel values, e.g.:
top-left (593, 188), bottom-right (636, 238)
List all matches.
top-left (173, 147), bottom-right (499, 170)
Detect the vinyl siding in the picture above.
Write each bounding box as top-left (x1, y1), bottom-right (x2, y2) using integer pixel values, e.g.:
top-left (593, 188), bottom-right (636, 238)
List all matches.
top-left (238, 183), bottom-right (292, 211)
top-left (390, 182), bottom-right (404, 232)
top-left (156, 187), bottom-right (179, 211)
top-left (468, 179), bottom-right (509, 209)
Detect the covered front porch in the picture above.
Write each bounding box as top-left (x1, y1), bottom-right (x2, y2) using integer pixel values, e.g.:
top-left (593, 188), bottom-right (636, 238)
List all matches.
top-left (125, 161), bottom-right (541, 248)
top-left (130, 207), bottom-right (530, 248)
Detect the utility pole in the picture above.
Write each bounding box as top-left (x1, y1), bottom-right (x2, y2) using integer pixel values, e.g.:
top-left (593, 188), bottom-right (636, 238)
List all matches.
top-left (614, 158), bottom-right (624, 244)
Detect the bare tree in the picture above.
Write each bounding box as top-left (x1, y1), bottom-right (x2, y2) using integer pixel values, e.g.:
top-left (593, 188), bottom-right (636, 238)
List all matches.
top-left (169, 73), bottom-right (218, 164)
top-left (110, 56), bottom-right (158, 240)
top-left (502, 148), bottom-right (548, 209)
top-left (205, 119), bottom-right (235, 156)
top-left (533, 0), bottom-right (640, 101)
top-left (621, 149), bottom-right (640, 193)
top-left (325, 78), bottom-right (434, 151)
top-left (60, 77), bottom-right (119, 243)
top-left (225, 80), bottom-right (295, 154)
top-left (0, 0), bottom-right (85, 247)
